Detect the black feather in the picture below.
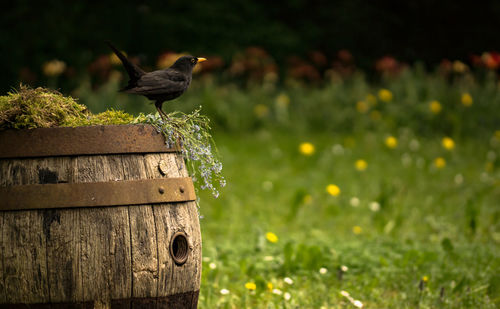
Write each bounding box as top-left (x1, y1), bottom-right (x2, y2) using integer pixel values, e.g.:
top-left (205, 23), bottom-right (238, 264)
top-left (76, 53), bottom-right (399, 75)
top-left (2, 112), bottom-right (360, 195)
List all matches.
top-left (105, 41), bottom-right (145, 87)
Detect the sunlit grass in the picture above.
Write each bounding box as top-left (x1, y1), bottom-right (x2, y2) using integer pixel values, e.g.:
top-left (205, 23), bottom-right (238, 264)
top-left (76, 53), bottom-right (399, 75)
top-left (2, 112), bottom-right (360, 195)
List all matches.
top-left (197, 131), bottom-right (499, 308)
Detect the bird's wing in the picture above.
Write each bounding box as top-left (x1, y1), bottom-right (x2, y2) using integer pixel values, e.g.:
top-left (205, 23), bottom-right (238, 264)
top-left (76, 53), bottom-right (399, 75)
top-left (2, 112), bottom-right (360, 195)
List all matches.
top-left (126, 70), bottom-right (188, 95)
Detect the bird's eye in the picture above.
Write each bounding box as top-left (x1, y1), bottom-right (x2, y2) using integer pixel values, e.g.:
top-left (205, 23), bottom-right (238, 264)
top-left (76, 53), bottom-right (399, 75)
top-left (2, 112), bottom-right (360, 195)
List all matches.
top-left (191, 58), bottom-right (196, 64)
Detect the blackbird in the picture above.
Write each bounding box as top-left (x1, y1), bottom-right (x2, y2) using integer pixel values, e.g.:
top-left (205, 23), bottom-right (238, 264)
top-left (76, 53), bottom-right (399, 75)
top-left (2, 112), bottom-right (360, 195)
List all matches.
top-left (106, 41), bottom-right (206, 119)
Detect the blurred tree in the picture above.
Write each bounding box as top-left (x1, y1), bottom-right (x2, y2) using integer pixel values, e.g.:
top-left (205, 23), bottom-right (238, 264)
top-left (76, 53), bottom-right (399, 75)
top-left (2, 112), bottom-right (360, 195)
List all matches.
top-left (1, 0), bottom-right (500, 92)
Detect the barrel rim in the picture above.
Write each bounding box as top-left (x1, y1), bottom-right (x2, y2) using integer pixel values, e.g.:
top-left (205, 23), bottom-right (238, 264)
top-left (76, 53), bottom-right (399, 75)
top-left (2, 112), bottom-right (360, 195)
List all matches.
top-left (0, 124), bottom-right (178, 159)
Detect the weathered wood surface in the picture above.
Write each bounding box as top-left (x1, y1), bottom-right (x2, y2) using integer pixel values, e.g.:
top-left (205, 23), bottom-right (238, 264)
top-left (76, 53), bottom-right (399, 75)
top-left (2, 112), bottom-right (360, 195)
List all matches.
top-left (0, 152), bottom-right (201, 308)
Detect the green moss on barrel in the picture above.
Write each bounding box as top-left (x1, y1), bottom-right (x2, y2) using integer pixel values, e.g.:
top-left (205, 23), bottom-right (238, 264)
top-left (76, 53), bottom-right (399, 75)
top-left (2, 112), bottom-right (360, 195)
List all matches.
top-left (0, 85), bottom-right (136, 129)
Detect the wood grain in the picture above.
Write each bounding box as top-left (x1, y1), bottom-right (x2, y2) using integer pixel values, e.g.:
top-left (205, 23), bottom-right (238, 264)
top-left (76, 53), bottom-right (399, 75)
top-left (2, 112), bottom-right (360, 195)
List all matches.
top-left (76, 155), bottom-right (132, 306)
top-left (0, 149), bottom-right (201, 308)
top-left (33, 157), bottom-right (83, 304)
top-left (122, 154), bottom-right (159, 302)
top-left (1, 159), bottom-right (49, 304)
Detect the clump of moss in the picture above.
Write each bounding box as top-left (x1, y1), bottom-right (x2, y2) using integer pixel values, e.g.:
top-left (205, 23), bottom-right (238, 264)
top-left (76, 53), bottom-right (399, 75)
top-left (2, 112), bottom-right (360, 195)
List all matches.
top-left (73, 109), bottom-right (136, 126)
top-left (0, 85), bottom-right (225, 198)
top-left (0, 85), bottom-right (142, 128)
top-left (0, 85), bottom-right (88, 129)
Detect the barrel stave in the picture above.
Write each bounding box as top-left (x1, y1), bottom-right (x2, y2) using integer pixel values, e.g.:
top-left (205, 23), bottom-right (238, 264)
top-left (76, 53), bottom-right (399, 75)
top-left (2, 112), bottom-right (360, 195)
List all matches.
top-left (143, 153), bottom-right (202, 299)
top-left (1, 151), bottom-right (201, 308)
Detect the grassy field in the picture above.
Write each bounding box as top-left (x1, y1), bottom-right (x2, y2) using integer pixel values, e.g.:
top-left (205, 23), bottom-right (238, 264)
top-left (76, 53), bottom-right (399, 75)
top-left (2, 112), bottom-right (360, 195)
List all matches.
top-left (77, 65), bottom-right (500, 308)
top-left (195, 131), bottom-right (499, 308)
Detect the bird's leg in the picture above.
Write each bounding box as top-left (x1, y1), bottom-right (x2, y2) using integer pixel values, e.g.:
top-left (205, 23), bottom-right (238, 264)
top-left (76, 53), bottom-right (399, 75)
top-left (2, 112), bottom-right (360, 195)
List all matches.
top-left (155, 101), bottom-right (170, 121)
top-left (155, 105), bottom-right (165, 120)
top-left (160, 109), bottom-right (170, 121)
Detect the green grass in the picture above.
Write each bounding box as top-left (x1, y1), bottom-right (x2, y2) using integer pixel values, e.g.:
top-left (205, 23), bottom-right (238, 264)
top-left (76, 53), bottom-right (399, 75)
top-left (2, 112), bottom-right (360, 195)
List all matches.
top-left (72, 65), bottom-right (500, 307)
top-left (196, 131), bottom-right (500, 308)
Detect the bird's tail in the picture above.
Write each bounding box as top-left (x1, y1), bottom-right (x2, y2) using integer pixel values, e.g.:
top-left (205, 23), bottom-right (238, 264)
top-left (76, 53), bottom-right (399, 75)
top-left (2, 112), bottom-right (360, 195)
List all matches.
top-left (105, 41), bottom-right (145, 89)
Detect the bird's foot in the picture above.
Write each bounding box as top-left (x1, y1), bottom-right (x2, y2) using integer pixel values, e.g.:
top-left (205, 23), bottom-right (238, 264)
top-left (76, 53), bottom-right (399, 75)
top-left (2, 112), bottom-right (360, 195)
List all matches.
top-left (159, 112), bottom-right (172, 123)
top-left (161, 111), bottom-right (171, 122)
top-left (156, 107), bottom-right (169, 122)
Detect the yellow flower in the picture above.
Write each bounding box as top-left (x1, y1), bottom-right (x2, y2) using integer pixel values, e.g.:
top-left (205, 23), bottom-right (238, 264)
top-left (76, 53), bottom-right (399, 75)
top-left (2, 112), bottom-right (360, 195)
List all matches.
top-left (299, 142), bottom-right (315, 156)
top-left (267, 282), bottom-right (273, 291)
top-left (42, 59), bottom-right (66, 77)
top-left (352, 226), bottom-right (362, 234)
top-left (461, 93), bottom-right (473, 107)
top-left (356, 101), bottom-right (369, 113)
top-left (245, 282), bottom-right (257, 290)
top-left (422, 276), bottom-right (429, 283)
top-left (442, 137), bottom-right (455, 150)
top-left (355, 159), bottom-right (368, 171)
top-left (303, 194), bottom-right (313, 204)
top-left (385, 136), bottom-right (398, 149)
top-left (434, 157), bottom-right (446, 169)
top-left (452, 60), bottom-right (468, 73)
top-left (254, 104), bottom-right (269, 118)
top-left (378, 89), bottom-right (393, 102)
top-left (366, 94), bottom-right (377, 106)
top-left (109, 52), bottom-right (125, 66)
top-left (266, 232), bottom-right (278, 243)
top-left (326, 184), bottom-right (341, 196)
top-left (429, 100), bottom-right (442, 114)
top-left (370, 110), bottom-right (381, 121)
top-left (276, 93), bottom-right (291, 108)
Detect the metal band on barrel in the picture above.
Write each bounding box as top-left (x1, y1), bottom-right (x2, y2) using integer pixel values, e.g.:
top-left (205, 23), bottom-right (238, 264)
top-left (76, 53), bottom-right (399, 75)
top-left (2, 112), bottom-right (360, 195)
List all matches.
top-left (0, 125), bottom-right (177, 159)
top-left (0, 177), bottom-right (195, 211)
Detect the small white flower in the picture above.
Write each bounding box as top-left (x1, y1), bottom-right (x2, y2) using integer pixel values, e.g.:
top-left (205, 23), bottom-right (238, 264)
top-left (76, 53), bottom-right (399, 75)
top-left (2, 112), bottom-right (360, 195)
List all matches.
top-left (340, 265), bottom-right (348, 272)
top-left (454, 174), bottom-right (464, 185)
top-left (409, 139), bottom-right (420, 151)
top-left (319, 267), bottom-right (328, 274)
top-left (332, 144), bottom-right (344, 155)
top-left (350, 197), bottom-right (360, 207)
top-left (480, 172), bottom-right (490, 183)
top-left (369, 201), bottom-right (380, 212)
top-left (340, 290), bottom-right (350, 297)
top-left (220, 288), bottom-right (230, 295)
top-left (340, 290), bottom-right (363, 308)
top-left (401, 153), bottom-right (412, 167)
top-left (284, 277), bottom-right (294, 285)
top-left (272, 289), bottom-right (283, 295)
top-left (284, 292), bottom-right (291, 301)
top-left (202, 257), bottom-right (211, 262)
top-left (209, 262), bottom-right (217, 269)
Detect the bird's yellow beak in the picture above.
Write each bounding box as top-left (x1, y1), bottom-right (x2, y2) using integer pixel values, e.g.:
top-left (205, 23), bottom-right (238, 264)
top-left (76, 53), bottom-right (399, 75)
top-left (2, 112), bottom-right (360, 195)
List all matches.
top-left (197, 57), bottom-right (207, 63)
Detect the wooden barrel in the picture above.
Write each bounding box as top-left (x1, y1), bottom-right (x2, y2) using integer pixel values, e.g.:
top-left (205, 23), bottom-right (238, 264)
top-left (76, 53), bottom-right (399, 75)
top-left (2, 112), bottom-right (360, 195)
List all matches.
top-left (0, 125), bottom-right (201, 308)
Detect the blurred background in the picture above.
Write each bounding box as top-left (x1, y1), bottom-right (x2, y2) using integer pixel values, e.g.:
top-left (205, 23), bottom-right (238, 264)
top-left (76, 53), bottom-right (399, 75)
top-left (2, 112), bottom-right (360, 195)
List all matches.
top-left (2, 1), bottom-right (500, 307)
top-left (4, 1), bottom-right (500, 92)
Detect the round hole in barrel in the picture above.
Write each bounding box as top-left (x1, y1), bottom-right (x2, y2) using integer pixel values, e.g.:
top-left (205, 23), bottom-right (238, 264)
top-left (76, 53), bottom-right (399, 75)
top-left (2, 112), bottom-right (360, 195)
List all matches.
top-left (170, 231), bottom-right (189, 265)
